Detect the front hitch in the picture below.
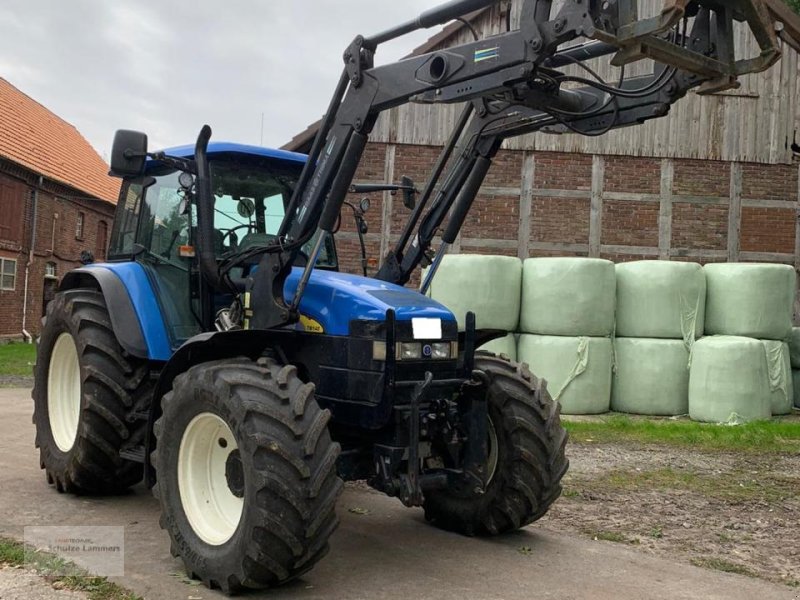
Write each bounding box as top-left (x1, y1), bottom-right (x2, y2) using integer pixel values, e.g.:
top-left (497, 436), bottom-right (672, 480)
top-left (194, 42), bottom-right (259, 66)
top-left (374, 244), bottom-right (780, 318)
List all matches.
top-left (459, 368), bottom-right (490, 493)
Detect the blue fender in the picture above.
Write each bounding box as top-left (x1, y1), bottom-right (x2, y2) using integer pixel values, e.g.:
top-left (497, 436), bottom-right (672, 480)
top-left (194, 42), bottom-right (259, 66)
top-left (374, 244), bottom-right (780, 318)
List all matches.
top-left (60, 263), bottom-right (172, 361)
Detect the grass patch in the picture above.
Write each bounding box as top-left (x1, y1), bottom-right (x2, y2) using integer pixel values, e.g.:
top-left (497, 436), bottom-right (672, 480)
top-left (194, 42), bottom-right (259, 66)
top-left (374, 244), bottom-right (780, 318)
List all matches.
top-left (0, 342), bottom-right (36, 377)
top-left (585, 467), bottom-right (797, 503)
top-left (564, 415), bottom-right (800, 454)
top-left (691, 557), bottom-right (758, 578)
top-left (0, 537), bottom-right (141, 600)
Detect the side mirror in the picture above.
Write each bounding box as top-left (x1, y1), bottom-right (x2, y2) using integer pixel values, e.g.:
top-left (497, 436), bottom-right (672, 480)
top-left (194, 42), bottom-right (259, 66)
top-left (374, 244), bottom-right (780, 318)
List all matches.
top-left (401, 175), bottom-right (416, 210)
top-left (109, 130), bottom-right (148, 178)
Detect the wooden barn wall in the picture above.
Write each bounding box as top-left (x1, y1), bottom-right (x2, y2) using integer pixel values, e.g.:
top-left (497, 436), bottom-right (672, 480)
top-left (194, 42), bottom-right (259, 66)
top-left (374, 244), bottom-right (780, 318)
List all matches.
top-left (370, 0), bottom-right (799, 165)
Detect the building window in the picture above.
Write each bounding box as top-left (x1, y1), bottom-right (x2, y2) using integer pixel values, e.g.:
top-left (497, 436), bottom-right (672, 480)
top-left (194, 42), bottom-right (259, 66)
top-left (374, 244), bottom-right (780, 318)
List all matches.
top-left (76, 212), bottom-right (85, 240)
top-left (45, 262), bottom-right (57, 278)
top-left (0, 257), bottom-right (16, 291)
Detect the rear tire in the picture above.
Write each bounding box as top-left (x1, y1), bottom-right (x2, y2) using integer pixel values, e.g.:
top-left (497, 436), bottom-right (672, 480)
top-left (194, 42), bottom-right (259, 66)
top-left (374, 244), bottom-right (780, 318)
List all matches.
top-left (423, 353), bottom-right (568, 535)
top-left (32, 289), bottom-right (151, 494)
top-left (152, 357), bottom-right (343, 594)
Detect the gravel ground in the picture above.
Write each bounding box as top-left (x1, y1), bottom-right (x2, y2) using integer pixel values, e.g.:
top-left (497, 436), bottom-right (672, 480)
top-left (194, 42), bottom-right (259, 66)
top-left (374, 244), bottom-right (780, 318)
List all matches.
top-left (540, 441), bottom-right (800, 588)
top-left (0, 567), bottom-right (86, 600)
top-left (0, 377), bottom-right (33, 389)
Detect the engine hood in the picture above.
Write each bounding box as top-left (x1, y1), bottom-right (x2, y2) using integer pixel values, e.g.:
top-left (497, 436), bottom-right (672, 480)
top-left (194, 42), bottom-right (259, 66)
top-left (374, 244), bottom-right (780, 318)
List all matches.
top-left (284, 268), bottom-right (455, 336)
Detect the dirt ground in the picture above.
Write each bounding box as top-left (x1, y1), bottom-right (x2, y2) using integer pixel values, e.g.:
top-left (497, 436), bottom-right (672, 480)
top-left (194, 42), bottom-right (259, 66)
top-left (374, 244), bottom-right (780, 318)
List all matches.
top-left (541, 439), bottom-right (800, 588)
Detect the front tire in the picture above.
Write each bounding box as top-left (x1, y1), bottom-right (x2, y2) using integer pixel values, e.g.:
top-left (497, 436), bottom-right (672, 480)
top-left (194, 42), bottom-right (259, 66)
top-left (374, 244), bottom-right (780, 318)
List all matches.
top-left (153, 357), bottom-right (343, 594)
top-left (423, 354), bottom-right (569, 535)
top-left (32, 289), bottom-right (151, 494)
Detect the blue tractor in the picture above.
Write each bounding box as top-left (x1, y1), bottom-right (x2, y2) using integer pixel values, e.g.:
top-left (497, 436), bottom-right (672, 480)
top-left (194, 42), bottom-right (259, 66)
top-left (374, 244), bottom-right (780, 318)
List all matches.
top-left (31, 0), bottom-right (778, 592)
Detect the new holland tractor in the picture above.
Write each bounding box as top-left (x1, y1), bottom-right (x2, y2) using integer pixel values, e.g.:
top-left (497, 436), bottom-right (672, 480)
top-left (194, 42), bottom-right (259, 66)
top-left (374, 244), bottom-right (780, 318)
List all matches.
top-left (32, 0), bottom-right (779, 593)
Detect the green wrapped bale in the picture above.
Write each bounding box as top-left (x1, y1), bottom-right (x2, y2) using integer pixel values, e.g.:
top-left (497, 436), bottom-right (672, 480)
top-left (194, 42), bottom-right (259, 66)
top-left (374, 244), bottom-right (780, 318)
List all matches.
top-left (478, 334), bottom-right (517, 361)
top-left (426, 255), bottom-right (522, 332)
top-left (611, 338), bottom-right (690, 416)
top-left (521, 258), bottom-right (616, 336)
top-left (793, 369), bottom-right (800, 409)
top-left (788, 328), bottom-right (800, 369)
top-left (762, 340), bottom-right (793, 416)
top-left (615, 261), bottom-right (706, 345)
top-left (703, 263), bottom-right (795, 340)
top-left (688, 336), bottom-right (771, 423)
top-left (518, 334), bottom-right (612, 415)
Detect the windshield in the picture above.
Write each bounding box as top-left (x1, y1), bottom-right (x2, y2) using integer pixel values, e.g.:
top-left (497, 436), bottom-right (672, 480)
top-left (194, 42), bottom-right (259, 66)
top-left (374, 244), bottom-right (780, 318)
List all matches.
top-left (109, 154), bottom-right (337, 268)
top-left (210, 156), bottom-right (337, 266)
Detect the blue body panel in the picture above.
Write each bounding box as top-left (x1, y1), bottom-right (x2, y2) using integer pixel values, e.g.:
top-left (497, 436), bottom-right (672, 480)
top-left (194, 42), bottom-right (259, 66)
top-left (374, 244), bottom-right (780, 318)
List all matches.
top-left (148, 142), bottom-right (307, 166)
top-left (82, 263), bottom-right (173, 361)
top-left (284, 268), bottom-right (455, 336)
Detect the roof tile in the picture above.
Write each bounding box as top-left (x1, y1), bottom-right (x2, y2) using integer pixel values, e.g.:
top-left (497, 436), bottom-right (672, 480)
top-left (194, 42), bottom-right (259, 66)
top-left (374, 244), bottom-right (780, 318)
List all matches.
top-left (0, 79), bottom-right (119, 204)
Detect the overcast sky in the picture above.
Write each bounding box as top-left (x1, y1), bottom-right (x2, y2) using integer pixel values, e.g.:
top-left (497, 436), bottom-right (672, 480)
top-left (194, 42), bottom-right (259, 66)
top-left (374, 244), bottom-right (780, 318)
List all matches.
top-left (0, 0), bottom-right (439, 159)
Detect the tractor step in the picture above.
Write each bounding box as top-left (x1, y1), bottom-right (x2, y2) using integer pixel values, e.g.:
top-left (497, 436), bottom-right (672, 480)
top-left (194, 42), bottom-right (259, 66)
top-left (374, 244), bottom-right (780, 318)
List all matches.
top-left (119, 446), bottom-right (146, 463)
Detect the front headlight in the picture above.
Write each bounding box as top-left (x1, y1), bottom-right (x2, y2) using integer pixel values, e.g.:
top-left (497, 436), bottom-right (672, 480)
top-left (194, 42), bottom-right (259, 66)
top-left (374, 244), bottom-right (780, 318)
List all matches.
top-left (399, 342), bottom-right (422, 360)
top-left (372, 341), bottom-right (387, 361)
top-left (430, 342), bottom-right (451, 359)
top-left (372, 340), bottom-right (458, 361)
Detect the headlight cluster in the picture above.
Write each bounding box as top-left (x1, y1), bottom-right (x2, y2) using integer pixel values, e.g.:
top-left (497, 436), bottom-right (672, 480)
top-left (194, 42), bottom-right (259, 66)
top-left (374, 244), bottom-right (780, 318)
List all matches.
top-left (372, 341), bottom-right (458, 361)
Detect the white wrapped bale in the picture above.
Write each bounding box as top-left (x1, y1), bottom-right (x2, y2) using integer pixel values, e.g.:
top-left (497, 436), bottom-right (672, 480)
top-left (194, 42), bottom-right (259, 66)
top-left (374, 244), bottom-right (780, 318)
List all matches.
top-left (426, 255), bottom-right (522, 332)
top-left (788, 328), bottom-right (800, 369)
top-left (762, 340), bottom-right (793, 416)
top-left (793, 369), bottom-right (800, 409)
top-left (520, 258), bottom-right (616, 336)
top-left (518, 334), bottom-right (612, 415)
top-left (615, 261), bottom-right (706, 344)
top-left (611, 338), bottom-right (690, 416)
top-left (478, 334), bottom-right (517, 361)
top-left (703, 263), bottom-right (795, 340)
top-left (688, 336), bottom-right (771, 423)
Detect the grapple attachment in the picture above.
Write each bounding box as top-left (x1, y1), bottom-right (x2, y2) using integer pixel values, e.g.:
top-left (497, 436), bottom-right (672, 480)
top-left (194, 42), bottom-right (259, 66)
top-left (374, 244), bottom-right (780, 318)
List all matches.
top-left (593, 0), bottom-right (781, 93)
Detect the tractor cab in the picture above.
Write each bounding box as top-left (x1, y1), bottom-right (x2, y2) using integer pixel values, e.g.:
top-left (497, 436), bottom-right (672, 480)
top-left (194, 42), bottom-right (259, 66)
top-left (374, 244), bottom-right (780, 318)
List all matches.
top-left (106, 143), bottom-right (338, 348)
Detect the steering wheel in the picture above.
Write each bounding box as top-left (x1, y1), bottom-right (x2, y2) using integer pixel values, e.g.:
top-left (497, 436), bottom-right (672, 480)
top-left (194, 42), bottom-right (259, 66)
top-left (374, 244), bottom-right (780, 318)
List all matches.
top-left (221, 224), bottom-right (255, 250)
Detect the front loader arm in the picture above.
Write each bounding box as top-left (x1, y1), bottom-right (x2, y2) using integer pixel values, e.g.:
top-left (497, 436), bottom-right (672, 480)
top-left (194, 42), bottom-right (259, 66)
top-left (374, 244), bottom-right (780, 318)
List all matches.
top-left (246, 0), bottom-right (780, 326)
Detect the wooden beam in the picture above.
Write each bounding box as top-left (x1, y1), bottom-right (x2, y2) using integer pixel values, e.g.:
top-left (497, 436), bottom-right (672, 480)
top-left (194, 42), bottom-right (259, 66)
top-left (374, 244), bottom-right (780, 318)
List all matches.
top-left (742, 199), bottom-right (798, 209)
top-left (601, 245), bottom-right (660, 256)
top-left (728, 162), bottom-right (743, 262)
top-left (671, 248), bottom-right (728, 259)
top-left (740, 251), bottom-right (795, 262)
top-left (659, 158), bottom-right (674, 260)
top-left (460, 238), bottom-right (519, 249)
top-left (518, 152), bottom-right (535, 260)
top-left (529, 241), bottom-right (591, 254)
top-left (589, 156), bottom-right (605, 257)
top-left (378, 144), bottom-right (396, 266)
top-left (604, 191), bottom-right (661, 203)
top-left (671, 195), bottom-right (729, 205)
top-left (481, 186), bottom-right (521, 196)
top-left (531, 189), bottom-right (591, 199)
top-left (795, 163), bottom-right (800, 271)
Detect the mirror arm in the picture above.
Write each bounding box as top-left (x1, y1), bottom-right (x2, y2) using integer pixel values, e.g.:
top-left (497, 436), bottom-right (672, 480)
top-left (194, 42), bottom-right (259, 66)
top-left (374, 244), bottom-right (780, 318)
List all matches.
top-left (146, 152), bottom-right (197, 174)
top-left (348, 183), bottom-right (417, 194)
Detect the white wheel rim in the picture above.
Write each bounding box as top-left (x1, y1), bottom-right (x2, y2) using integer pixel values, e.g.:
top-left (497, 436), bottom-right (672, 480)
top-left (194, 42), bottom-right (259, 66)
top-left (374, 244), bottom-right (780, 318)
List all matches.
top-left (47, 332), bottom-right (81, 452)
top-left (178, 412), bottom-right (244, 545)
top-left (487, 416), bottom-right (499, 484)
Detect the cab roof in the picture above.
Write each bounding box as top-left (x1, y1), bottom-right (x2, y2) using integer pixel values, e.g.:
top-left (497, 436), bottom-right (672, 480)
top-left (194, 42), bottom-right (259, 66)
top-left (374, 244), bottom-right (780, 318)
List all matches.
top-left (155, 141), bottom-right (308, 164)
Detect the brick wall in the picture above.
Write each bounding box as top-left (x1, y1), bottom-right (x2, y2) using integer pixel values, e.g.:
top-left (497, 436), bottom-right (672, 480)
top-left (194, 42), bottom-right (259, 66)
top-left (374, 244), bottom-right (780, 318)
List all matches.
top-left (332, 142), bottom-right (800, 280)
top-left (0, 166), bottom-right (114, 338)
